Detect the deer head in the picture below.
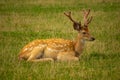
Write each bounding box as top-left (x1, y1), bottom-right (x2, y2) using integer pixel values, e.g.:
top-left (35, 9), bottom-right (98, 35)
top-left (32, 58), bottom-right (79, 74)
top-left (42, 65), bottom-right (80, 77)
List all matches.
top-left (64, 9), bottom-right (95, 41)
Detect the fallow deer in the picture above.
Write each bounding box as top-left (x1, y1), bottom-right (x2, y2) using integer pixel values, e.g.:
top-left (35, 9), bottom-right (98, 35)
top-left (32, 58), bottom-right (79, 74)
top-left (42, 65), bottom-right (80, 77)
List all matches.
top-left (18, 9), bottom-right (95, 62)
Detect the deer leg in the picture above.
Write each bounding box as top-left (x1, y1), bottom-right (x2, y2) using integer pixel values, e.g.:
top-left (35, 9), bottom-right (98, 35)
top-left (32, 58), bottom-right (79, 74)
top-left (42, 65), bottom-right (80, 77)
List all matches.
top-left (29, 58), bottom-right (54, 62)
top-left (57, 56), bottom-right (79, 61)
top-left (27, 47), bottom-right (54, 62)
top-left (27, 47), bottom-right (44, 62)
top-left (57, 52), bottom-right (79, 61)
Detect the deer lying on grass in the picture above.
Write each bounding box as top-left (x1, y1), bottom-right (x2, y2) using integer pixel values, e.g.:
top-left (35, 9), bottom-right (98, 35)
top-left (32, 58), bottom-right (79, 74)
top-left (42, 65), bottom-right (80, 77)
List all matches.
top-left (18, 9), bottom-right (95, 62)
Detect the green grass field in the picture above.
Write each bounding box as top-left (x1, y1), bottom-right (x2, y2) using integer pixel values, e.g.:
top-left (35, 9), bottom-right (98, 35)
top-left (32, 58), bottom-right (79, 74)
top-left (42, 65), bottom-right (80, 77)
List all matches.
top-left (0, 0), bottom-right (120, 80)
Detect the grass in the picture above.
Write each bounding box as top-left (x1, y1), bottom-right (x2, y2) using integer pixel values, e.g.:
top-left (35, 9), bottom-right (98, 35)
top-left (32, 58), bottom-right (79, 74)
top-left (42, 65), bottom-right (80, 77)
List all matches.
top-left (0, 0), bottom-right (120, 80)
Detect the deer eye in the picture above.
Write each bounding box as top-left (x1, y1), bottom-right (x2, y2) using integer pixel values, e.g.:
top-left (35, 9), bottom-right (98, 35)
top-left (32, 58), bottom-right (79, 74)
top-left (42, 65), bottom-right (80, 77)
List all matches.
top-left (82, 32), bottom-right (86, 34)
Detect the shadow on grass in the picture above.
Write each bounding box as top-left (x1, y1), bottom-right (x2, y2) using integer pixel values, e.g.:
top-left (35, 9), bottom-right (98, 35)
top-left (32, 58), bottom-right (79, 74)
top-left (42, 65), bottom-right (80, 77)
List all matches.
top-left (82, 52), bottom-right (119, 61)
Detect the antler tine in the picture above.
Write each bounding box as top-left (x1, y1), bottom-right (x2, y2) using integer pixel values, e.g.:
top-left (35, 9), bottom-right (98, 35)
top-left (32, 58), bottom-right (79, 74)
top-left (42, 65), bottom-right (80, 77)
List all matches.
top-left (64, 12), bottom-right (77, 23)
top-left (83, 9), bottom-right (92, 26)
top-left (87, 16), bottom-right (93, 24)
top-left (83, 9), bottom-right (90, 18)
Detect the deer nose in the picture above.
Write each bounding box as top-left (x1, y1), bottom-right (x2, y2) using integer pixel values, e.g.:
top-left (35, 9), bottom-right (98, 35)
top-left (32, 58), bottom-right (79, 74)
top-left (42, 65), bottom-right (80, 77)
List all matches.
top-left (90, 37), bottom-right (95, 41)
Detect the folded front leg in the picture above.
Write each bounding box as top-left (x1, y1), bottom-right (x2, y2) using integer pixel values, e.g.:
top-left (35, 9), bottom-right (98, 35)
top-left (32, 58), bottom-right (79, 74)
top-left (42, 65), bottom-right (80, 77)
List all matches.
top-left (57, 51), bottom-right (79, 61)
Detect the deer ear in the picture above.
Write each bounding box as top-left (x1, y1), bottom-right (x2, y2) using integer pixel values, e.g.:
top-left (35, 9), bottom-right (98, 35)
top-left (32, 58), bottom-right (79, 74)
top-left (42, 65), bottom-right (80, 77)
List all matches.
top-left (73, 23), bottom-right (82, 31)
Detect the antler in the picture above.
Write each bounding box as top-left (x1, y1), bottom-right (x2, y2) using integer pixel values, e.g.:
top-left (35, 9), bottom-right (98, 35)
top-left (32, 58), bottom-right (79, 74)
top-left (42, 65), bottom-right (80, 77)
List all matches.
top-left (64, 11), bottom-right (81, 31)
top-left (64, 12), bottom-right (77, 23)
top-left (83, 9), bottom-right (93, 26)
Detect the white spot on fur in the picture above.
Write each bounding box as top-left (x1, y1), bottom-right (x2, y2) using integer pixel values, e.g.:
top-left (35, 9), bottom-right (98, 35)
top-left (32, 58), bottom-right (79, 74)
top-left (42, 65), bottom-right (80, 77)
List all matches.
top-left (47, 47), bottom-right (65, 52)
top-left (23, 48), bottom-right (28, 51)
top-left (29, 47), bottom-right (33, 50)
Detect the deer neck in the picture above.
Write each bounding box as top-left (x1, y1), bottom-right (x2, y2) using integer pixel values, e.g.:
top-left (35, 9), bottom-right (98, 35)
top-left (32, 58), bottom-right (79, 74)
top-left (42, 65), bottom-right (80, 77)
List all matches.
top-left (74, 33), bottom-right (85, 57)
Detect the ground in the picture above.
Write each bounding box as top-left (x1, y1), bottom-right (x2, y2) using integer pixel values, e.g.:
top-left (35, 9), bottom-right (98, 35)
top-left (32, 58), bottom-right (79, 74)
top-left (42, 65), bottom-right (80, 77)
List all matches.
top-left (0, 0), bottom-right (120, 80)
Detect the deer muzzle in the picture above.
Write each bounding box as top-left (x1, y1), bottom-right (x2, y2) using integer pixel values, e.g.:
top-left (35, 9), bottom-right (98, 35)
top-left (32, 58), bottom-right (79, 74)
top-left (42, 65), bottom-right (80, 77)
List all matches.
top-left (89, 37), bottom-right (95, 41)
